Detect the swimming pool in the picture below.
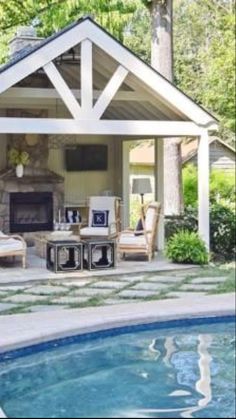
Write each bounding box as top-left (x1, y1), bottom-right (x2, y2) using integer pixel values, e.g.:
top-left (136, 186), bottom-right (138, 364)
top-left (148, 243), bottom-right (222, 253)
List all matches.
top-left (0, 317), bottom-right (235, 418)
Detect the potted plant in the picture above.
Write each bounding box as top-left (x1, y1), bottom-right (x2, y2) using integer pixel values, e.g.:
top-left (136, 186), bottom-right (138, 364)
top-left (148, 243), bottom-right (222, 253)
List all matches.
top-left (8, 148), bottom-right (30, 178)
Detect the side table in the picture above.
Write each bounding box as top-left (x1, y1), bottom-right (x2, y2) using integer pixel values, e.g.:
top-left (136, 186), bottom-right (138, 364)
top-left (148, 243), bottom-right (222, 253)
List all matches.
top-left (46, 240), bottom-right (83, 273)
top-left (82, 239), bottom-right (116, 270)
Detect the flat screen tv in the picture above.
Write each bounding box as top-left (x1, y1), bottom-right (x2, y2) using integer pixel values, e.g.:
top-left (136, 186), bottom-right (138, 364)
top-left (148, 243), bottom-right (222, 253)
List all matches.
top-left (65, 144), bottom-right (108, 171)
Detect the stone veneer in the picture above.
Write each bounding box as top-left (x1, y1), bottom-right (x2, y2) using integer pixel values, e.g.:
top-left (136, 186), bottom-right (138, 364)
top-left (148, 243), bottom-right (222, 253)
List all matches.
top-left (0, 130), bottom-right (64, 236)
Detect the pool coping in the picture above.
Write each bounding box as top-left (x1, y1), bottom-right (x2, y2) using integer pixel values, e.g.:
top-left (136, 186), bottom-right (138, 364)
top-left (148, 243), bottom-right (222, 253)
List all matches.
top-left (0, 293), bottom-right (235, 355)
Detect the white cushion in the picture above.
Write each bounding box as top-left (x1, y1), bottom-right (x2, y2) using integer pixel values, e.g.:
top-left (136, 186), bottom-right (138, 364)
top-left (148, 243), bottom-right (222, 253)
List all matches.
top-left (88, 196), bottom-right (117, 226)
top-left (80, 227), bottom-right (110, 237)
top-left (118, 233), bottom-right (147, 247)
top-left (145, 206), bottom-right (156, 231)
top-left (0, 238), bottom-right (24, 252)
top-left (0, 231), bottom-right (8, 238)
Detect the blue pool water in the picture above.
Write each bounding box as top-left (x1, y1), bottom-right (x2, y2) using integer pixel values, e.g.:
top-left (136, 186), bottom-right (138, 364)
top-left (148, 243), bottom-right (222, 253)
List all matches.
top-left (0, 318), bottom-right (235, 418)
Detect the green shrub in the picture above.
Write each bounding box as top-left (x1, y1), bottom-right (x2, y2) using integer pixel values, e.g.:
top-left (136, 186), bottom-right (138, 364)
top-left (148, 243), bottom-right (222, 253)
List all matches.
top-left (183, 164), bottom-right (198, 207)
top-left (165, 206), bottom-right (198, 239)
top-left (165, 230), bottom-right (208, 264)
top-left (210, 203), bottom-right (236, 260)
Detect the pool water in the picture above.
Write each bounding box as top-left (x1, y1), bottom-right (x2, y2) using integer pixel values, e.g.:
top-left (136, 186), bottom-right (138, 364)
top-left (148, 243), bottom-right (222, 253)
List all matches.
top-left (0, 319), bottom-right (235, 418)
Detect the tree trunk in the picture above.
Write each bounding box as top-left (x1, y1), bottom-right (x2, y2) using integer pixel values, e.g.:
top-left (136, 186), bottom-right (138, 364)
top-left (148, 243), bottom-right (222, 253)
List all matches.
top-left (148, 0), bottom-right (183, 215)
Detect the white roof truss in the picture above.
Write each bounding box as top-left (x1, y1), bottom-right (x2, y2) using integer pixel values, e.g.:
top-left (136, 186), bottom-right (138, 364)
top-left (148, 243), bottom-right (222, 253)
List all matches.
top-left (0, 17), bottom-right (217, 134)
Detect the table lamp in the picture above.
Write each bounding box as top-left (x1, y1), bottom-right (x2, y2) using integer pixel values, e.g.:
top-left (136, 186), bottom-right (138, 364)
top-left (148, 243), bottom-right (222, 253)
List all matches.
top-left (132, 178), bottom-right (152, 205)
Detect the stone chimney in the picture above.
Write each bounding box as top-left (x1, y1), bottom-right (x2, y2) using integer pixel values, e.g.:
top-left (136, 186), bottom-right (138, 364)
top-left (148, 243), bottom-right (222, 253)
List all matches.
top-left (9, 26), bottom-right (44, 58)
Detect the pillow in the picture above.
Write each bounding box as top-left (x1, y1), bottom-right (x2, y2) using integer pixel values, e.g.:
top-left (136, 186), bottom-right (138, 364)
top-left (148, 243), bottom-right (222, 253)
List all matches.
top-left (134, 218), bottom-right (144, 236)
top-left (92, 210), bottom-right (109, 227)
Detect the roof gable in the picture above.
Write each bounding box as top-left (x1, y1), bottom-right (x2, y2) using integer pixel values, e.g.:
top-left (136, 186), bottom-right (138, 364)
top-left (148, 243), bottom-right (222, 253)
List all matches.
top-left (0, 17), bottom-right (217, 127)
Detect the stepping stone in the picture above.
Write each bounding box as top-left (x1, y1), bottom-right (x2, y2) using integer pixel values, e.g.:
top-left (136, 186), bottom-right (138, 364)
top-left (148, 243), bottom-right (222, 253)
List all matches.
top-left (25, 285), bottom-right (66, 295)
top-left (92, 281), bottom-right (128, 289)
top-left (118, 275), bottom-right (144, 282)
top-left (191, 277), bottom-right (227, 284)
top-left (180, 284), bottom-right (217, 291)
top-left (0, 303), bottom-right (18, 313)
top-left (3, 294), bottom-right (49, 304)
top-left (118, 290), bottom-right (159, 299)
top-left (0, 290), bottom-right (9, 297)
top-left (131, 282), bottom-right (170, 291)
top-left (104, 298), bottom-right (141, 305)
top-left (52, 296), bottom-right (91, 305)
top-left (58, 280), bottom-right (92, 288)
top-left (73, 288), bottom-right (113, 297)
top-left (166, 292), bottom-right (206, 299)
top-left (146, 276), bottom-right (185, 284)
top-left (28, 305), bottom-right (68, 313)
top-left (0, 285), bottom-right (31, 292)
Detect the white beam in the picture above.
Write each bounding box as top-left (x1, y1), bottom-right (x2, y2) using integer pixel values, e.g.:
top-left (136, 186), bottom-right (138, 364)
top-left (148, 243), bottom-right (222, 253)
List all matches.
top-left (3, 87), bottom-right (145, 102)
top-left (0, 119), bottom-right (204, 135)
top-left (43, 62), bottom-right (81, 119)
top-left (155, 138), bottom-right (165, 251)
top-left (198, 129), bottom-right (210, 251)
top-left (93, 66), bottom-right (128, 119)
top-left (81, 39), bottom-right (93, 117)
top-left (122, 141), bottom-right (130, 228)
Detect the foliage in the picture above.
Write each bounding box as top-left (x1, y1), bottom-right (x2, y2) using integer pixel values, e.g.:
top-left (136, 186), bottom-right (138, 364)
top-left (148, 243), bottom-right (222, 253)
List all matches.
top-left (165, 230), bottom-right (208, 264)
top-left (165, 207), bottom-right (198, 239)
top-left (8, 148), bottom-right (30, 166)
top-left (182, 164), bottom-right (236, 207)
top-left (210, 202), bottom-right (236, 260)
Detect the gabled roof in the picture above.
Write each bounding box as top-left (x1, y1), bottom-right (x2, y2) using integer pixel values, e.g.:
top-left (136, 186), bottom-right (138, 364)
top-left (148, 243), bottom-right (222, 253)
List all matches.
top-left (182, 137), bottom-right (236, 164)
top-left (0, 16), bottom-right (218, 128)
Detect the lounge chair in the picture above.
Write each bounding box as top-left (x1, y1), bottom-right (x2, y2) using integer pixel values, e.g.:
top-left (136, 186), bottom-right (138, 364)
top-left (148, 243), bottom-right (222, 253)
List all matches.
top-left (117, 202), bottom-right (161, 261)
top-left (0, 231), bottom-right (27, 268)
top-left (80, 196), bottom-right (121, 239)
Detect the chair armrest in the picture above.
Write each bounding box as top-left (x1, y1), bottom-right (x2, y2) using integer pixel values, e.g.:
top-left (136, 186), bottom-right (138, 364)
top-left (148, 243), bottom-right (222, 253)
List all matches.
top-left (10, 235), bottom-right (27, 248)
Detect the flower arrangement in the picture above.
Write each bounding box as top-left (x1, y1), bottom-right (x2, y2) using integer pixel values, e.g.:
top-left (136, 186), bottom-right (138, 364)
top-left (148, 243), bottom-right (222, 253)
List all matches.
top-left (8, 148), bottom-right (30, 167)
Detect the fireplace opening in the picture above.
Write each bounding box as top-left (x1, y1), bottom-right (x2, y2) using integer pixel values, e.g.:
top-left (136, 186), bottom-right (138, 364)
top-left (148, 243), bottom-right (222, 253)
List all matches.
top-left (10, 192), bottom-right (53, 233)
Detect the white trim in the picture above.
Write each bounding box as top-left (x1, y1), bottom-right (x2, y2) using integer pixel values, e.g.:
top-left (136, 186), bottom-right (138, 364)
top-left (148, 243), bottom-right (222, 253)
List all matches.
top-left (81, 39), bottom-right (93, 117)
top-left (198, 130), bottom-right (210, 250)
top-left (0, 119), bottom-right (204, 135)
top-left (93, 66), bottom-right (128, 119)
top-left (155, 138), bottom-right (165, 251)
top-left (0, 19), bottom-right (217, 127)
top-left (43, 62), bottom-right (81, 119)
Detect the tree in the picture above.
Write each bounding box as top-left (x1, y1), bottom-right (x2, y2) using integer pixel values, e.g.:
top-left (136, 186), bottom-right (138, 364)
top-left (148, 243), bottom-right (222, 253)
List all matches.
top-left (143, 0), bottom-right (184, 215)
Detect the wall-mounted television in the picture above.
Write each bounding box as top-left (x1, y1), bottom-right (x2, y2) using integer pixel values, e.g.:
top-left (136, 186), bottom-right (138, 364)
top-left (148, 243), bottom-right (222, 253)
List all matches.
top-left (65, 144), bottom-right (108, 171)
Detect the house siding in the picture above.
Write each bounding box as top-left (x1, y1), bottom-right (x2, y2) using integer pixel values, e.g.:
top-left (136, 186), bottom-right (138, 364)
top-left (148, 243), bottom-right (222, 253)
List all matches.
top-left (188, 142), bottom-right (235, 171)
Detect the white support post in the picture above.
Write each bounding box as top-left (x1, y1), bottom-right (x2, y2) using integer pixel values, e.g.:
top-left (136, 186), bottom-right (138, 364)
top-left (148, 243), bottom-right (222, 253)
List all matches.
top-left (198, 130), bottom-right (210, 250)
top-left (81, 39), bottom-right (93, 118)
top-left (155, 138), bottom-right (165, 251)
top-left (43, 62), bottom-right (81, 119)
top-left (122, 140), bottom-right (130, 229)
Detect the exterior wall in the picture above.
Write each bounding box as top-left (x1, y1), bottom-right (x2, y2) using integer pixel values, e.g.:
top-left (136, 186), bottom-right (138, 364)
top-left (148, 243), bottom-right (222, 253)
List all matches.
top-left (188, 142), bottom-right (235, 171)
top-left (48, 135), bottom-right (121, 203)
top-left (0, 135), bottom-right (7, 170)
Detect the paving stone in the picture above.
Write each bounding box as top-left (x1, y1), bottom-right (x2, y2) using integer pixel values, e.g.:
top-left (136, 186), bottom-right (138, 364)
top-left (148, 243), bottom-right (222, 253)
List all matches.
top-left (73, 288), bottom-right (113, 297)
top-left (165, 292), bottom-right (206, 299)
top-left (191, 277), bottom-right (227, 284)
top-left (57, 280), bottom-right (92, 288)
top-left (180, 284), bottom-right (217, 291)
top-left (117, 275), bottom-right (144, 282)
top-left (0, 290), bottom-right (9, 297)
top-left (104, 298), bottom-right (142, 305)
top-left (52, 296), bottom-right (91, 305)
top-left (0, 285), bottom-right (31, 292)
top-left (0, 303), bottom-right (18, 312)
top-left (25, 285), bottom-right (67, 296)
top-left (146, 276), bottom-right (185, 284)
top-left (131, 282), bottom-right (170, 291)
top-left (117, 290), bottom-right (159, 299)
top-left (92, 281), bottom-right (128, 289)
top-left (28, 305), bottom-right (68, 313)
top-left (3, 294), bottom-right (50, 304)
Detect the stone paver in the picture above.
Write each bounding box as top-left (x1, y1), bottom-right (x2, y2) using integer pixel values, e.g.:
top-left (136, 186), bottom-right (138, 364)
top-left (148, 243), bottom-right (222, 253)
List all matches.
top-left (3, 294), bottom-right (50, 304)
top-left (116, 275), bottom-right (144, 282)
top-left (166, 291), bottom-right (206, 299)
top-left (57, 280), bottom-right (92, 288)
top-left (131, 282), bottom-right (170, 291)
top-left (92, 281), bottom-right (128, 289)
top-left (104, 298), bottom-right (141, 305)
top-left (0, 285), bottom-right (31, 292)
top-left (52, 296), bottom-right (91, 305)
top-left (146, 275), bottom-right (185, 283)
top-left (0, 303), bottom-right (18, 313)
top-left (180, 284), bottom-right (217, 291)
top-left (28, 305), bottom-right (68, 313)
top-left (118, 289), bottom-right (159, 299)
top-left (73, 288), bottom-right (113, 297)
top-left (191, 277), bottom-right (227, 284)
top-left (25, 285), bottom-right (67, 296)
top-left (0, 291), bottom-right (9, 297)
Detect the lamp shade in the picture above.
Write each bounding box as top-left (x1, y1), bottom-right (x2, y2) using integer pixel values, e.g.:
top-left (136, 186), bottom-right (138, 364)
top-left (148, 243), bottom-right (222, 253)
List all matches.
top-left (132, 178), bottom-right (152, 195)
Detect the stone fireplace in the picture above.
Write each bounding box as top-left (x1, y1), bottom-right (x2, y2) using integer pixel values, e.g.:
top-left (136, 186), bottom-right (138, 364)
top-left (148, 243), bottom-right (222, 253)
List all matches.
top-left (10, 192), bottom-right (53, 233)
top-left (0, 128), bottom-right (64, 236)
